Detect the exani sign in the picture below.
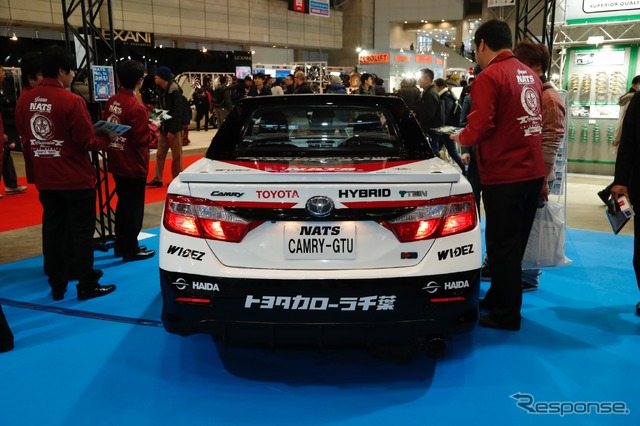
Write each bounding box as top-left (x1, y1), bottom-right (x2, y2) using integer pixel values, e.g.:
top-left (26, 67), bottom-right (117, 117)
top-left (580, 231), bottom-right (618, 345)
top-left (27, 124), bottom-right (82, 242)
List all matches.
top-left (100, 29), bottom-right (154, 46)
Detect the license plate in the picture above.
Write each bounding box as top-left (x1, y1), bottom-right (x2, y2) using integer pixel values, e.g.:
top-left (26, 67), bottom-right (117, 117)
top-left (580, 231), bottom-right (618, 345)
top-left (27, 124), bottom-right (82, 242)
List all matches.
top-left (284, 223), bottom-right (356, 260)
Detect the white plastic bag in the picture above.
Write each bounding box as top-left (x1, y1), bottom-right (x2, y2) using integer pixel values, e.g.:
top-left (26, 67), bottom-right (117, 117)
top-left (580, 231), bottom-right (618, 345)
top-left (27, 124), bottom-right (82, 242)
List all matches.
top-left (522, 201), bottom-right (572, 269)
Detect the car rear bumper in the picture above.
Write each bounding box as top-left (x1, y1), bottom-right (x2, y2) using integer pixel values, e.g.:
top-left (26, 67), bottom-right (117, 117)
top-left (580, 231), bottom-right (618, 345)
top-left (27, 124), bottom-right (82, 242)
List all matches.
top-left (160, 269), bottom-right (480, 346)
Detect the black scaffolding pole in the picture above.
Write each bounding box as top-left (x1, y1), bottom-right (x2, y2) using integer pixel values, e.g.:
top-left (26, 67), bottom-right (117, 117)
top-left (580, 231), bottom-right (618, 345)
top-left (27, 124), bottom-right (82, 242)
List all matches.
top-left (60, 0), bottom-right (118, 251)
top-left (514, 0), bottom-right (557, 56)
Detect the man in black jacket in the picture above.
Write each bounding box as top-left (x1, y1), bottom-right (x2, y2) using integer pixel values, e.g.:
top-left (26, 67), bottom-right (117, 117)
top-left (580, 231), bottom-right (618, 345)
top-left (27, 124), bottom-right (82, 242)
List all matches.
top-left (434, 78), bottom-right (465, 172)
top-left (414, 68), bottom-right (442, 155)
top-left (147, 66), bottom-right (184, 187)
top-left (293, 71), bottom-right (313, 94)
top-left (611, 90), bottom-right (640, 316)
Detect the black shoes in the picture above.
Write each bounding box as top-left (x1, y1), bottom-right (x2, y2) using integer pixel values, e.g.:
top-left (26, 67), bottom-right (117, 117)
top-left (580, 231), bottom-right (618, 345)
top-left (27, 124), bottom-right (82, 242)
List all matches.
top-left (521, 281), bottom-right (539, 292)
top-left (114, 246), bottom-right (147, 258)
top-left (122, 249), bottom-right (156, 262)
top-left (146, 179), bottom-right (163, 187)
top-left (51, 286), bottom-right (67, 301)
top-left (479, 315), bottom-right (520, 331)
top-left (636, 301), bottom-right (640, 316)
top-left (76, 284), bottom-right (116, 301)
top-left (0, 314), bottom-right (13, 353)
top-left (0, 339), bottom-right (14, 353)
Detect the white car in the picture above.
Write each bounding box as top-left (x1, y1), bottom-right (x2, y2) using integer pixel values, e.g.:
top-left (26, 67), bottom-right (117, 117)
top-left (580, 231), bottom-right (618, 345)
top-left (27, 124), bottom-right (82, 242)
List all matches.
top-left (159, 94), bottom-right (481, 356)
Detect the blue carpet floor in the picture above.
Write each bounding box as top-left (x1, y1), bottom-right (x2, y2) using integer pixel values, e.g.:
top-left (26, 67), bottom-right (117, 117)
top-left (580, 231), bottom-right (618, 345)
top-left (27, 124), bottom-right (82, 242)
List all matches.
top-left (0, 228), bottom-right (638, 426)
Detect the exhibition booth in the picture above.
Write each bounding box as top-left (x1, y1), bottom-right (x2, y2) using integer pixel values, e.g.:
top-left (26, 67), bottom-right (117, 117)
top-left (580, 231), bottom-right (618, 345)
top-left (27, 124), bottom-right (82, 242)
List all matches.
top-left (559, 0), bottom-right (640, 175)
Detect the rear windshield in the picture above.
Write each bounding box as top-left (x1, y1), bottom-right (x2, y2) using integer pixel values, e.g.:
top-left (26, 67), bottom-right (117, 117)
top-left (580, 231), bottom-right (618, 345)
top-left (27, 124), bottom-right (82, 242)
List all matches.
top-left (237, 106), bottom-right (401, 157)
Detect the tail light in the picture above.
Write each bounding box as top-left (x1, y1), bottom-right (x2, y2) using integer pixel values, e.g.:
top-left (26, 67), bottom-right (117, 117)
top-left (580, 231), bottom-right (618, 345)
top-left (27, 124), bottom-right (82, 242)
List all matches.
top-left (163, 195), bottom-right (261, 243)
top-left (380, 194), bottom-right (477, 242)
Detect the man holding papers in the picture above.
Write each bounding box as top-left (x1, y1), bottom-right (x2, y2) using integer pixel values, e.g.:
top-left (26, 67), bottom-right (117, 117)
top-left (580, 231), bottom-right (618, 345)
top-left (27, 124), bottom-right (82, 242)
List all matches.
top-left (15, 46), bottom-right (116, 301)
top-left (100, 60), bottom-right (155, 262)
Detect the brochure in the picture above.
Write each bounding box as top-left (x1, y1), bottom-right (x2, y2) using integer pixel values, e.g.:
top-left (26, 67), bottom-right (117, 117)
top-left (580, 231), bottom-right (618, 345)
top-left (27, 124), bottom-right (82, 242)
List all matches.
top-left (432, 125), bottom-right (463, 135)
top-left (606, 197), bottom-right (633, 235)
top-left (149, 109), bottom-right (172, 123)
top-left (93, 120), bottom-right (131, 136)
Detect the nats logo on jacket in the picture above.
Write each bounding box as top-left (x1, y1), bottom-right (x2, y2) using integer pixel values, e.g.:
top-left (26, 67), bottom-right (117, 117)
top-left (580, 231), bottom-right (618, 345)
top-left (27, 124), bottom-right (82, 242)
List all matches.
top-left (29, 97), bottom-right (60, 157)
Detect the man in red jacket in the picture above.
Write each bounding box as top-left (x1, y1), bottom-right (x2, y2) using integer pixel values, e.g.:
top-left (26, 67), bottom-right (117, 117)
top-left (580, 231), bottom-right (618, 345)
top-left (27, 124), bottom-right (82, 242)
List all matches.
top-left (451, 20), bottom-right (545, 330)
top-left (15, 46), bottom-right (116, 301)
top-left (101, 60), bottom-right (155, 262)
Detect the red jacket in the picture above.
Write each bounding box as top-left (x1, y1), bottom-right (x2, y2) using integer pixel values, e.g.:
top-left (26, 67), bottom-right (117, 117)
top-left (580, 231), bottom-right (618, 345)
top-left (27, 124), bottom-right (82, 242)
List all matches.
top-left (458, 51), bottom-right (545, 185)
top-left (101, 88), bottom-right (151, 178)
top-left (15, 78), bottom-right (108, 190)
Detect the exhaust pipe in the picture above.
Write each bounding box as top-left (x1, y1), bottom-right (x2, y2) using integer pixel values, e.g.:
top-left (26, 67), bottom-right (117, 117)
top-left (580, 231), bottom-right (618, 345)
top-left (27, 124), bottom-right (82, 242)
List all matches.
top-left (425, 335), bottom-right (447, 358)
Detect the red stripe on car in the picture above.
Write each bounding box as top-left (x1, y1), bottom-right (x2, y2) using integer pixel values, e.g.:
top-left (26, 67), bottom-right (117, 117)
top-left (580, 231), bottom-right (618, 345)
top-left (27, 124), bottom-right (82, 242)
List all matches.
top-left (223, 160), bottom-right (421, 173)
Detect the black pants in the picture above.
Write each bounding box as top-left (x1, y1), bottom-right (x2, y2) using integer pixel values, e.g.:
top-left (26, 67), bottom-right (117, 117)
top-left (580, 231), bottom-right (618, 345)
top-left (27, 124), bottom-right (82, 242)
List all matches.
top-left (0, 304), bottom-right (13, 344)
top-left (633, 193), bottom-right (640, 292)
top-left (39, 189), bottom-right (97, 291)
top-left (114, 175), bottom-right (146, 256)
top-left (482, 177), bottom-right (543, 326)
top-left (2, 146), bottom-right (18, 188)
top-left (195, 108), bottom-right (209, 130)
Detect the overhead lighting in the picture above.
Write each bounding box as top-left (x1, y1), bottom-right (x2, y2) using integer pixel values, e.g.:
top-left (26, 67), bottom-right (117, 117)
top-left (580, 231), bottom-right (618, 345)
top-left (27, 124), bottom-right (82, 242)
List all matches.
top-left (356, 46), bottom-right (362, 52)
top-left (10, 33), bottom-right (18, 41)
top-left (404, 21), bottom-right (407, 24)
top-left (587, 36), bottom-right (605, 45)
top-left (441, 20), bottom-right (445, 22)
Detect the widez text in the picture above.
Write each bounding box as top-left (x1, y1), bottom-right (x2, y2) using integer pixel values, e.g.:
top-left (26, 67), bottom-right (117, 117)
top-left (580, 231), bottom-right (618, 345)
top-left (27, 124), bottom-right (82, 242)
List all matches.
top-left (166, 245), bottom-right (206, 261)
top-left (437, 244), bottom-right (474, 260)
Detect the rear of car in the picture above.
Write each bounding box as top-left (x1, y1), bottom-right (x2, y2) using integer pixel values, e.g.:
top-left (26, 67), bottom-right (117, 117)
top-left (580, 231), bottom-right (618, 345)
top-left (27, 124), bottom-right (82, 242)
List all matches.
top-left (159, 95), bottom-right (481, 351)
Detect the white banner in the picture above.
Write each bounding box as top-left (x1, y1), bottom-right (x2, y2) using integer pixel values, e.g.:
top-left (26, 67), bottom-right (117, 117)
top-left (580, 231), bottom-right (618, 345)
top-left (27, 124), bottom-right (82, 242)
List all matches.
top-left (565, 0), bottom-right (640, 24)
top-left (488, 0), bottom-right (516, 7)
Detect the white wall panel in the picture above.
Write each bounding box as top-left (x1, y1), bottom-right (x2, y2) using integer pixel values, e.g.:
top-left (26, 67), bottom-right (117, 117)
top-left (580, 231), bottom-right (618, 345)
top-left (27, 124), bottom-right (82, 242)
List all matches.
top-left (7, 0), bottom-right (343, 52)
